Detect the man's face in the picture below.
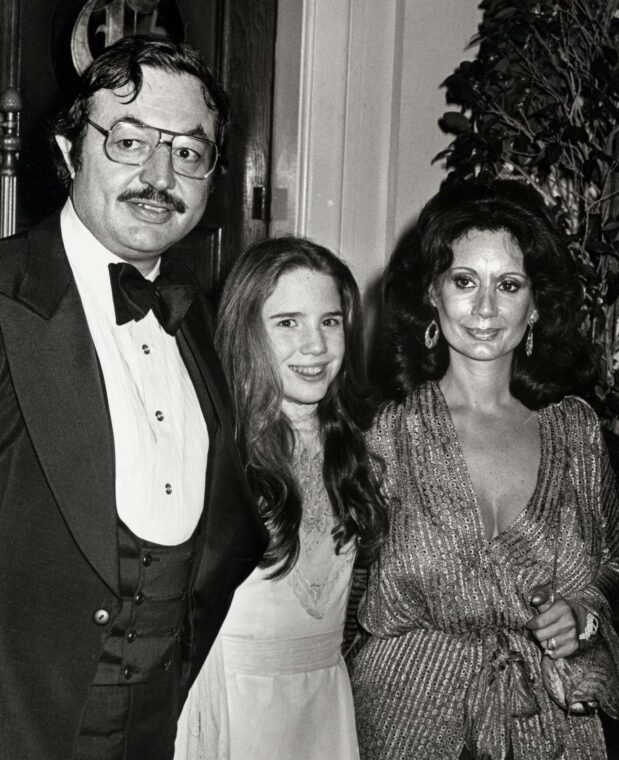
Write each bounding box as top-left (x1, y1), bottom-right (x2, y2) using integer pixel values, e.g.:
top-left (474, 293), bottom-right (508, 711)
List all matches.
top-left (56, 67), bottom-right (217, 272)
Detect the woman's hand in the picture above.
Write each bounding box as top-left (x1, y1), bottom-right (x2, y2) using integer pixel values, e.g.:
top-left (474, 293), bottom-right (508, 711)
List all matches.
top-left (526, 585), bottom-right (585, 659)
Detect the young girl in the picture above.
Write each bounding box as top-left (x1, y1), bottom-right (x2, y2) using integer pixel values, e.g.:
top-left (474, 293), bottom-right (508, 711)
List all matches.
top-left (175, 237), bottom-right (387, 759)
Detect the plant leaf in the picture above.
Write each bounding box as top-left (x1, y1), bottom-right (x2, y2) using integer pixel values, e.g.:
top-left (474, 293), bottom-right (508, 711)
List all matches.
top-left (440, 112), bottom-right (472, 134)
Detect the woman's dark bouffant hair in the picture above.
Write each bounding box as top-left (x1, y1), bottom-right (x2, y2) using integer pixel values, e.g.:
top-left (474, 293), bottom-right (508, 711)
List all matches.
top-left (384, 178), bottom-right (595, 408)
top-left (216, 236), bottom-right (388, 578)
top-left (49, 35), bottom-right (229, 185)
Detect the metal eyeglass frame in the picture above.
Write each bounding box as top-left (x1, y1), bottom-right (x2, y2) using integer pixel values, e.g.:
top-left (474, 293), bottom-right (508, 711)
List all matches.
top-left (85, 117), bottom-right (219, 180)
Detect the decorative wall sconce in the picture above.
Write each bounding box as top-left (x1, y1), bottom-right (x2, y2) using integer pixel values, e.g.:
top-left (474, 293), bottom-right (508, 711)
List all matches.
top-left (71, 0), bottom-right (181, 75)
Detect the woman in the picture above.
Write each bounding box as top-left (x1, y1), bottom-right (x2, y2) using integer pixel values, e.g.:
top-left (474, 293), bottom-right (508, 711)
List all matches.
top-left (352, 178), bottom-right (619, 760)
top-left (175, 237), bottom-right (387, 760)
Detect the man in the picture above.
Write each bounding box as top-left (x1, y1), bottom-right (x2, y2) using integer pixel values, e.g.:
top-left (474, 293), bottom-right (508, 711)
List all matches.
top-left (0, 36), bottom-right (267, 760)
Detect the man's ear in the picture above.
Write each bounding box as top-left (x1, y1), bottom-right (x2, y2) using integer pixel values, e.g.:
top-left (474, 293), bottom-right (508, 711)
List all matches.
top-left (54, 135), bottom-right (76, 179)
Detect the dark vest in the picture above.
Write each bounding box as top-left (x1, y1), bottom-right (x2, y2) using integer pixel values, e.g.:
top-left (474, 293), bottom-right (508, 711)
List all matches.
top-left (92, 520), bottom-right (197, 685)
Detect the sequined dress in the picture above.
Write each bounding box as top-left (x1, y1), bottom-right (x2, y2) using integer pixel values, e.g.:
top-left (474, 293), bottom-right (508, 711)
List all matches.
top-left (175, 447), bottom-right (359, 760)
top-left (351, 381), bottom-right (619, 760)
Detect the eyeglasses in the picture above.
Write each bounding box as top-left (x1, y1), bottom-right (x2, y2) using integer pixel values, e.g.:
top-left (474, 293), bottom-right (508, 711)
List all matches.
top-left (86, 118), bottom-right (219, 180)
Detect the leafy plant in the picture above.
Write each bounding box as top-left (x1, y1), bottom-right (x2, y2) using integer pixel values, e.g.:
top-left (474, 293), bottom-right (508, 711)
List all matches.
top-left (436, 0), bottom-right (619, 427)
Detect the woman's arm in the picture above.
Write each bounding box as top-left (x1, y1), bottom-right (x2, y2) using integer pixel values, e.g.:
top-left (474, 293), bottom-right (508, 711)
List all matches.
top-left (527, 409), bottom-right (619, 658)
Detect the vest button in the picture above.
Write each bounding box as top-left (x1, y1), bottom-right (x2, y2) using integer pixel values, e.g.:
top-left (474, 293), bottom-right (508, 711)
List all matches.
top-left (134, 591), bottom-right (145, 605)
top-left (127, 630), bottom-right (137, 643)
top-left (142, 553), bottom-right (153, 567)
top-left (163, 659), bottom-right (172, 671)
top-left (123, 666), bottom-right (133, 680)
top-left (92, 608), bottom-right (110, 626)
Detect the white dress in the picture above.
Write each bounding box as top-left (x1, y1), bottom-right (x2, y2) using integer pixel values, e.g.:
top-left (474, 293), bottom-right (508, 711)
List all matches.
top-left (175, 448), bottom-right (360, 760)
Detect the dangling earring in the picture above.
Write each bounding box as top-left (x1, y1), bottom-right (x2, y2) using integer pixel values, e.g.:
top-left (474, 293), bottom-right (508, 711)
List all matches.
top-left (525, 321), bottom-right (534, 357)
top-left (424, 319), bottom-right (440, 349)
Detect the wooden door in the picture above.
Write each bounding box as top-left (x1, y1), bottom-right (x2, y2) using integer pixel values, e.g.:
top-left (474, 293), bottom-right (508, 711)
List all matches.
top-left (175, 0), bottom-right (277, 295)
top-left (0, 0), bottom-right (277, 296)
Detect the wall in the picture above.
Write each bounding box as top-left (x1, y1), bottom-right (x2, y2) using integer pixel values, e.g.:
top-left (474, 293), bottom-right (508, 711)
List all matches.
top-left (271, 0), bottom-right (482, 305)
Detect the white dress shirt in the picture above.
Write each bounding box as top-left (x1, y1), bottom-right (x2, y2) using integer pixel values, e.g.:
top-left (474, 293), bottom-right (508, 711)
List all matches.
top-left (61, 199), bottom-right (208, 545)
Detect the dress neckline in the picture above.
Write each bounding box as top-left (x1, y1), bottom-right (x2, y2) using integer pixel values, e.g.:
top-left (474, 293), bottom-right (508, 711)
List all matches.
top-left (430, 380), bottom-right (546, 543)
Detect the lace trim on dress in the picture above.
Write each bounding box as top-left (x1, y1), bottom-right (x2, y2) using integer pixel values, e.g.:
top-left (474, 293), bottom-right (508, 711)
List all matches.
top-left (287, 446), bottom-right (355, 619)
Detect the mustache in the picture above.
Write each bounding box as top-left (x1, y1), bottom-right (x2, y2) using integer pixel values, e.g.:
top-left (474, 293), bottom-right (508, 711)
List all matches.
top-left (117, 187), bottom-right (187, 214)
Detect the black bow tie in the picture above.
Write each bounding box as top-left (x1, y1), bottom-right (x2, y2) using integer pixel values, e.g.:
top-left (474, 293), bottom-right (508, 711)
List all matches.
top-left (108, 260), bottom-right (196, 336)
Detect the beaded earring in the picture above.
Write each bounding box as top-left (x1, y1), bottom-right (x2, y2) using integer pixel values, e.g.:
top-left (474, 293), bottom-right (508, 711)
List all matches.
top-left (525, 321), bottom-right (534, 357)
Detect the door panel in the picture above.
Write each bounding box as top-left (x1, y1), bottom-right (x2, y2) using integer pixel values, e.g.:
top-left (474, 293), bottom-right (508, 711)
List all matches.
top-left (176, 0), bottom-right (277, 296)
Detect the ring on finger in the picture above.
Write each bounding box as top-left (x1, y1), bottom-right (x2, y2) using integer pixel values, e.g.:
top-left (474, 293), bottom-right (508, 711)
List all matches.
top-left (547, 636), bottom-right (557, 651)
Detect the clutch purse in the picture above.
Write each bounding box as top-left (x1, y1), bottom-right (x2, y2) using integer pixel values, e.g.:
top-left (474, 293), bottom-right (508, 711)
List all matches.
top-left (539, 642), bottom-right (613, 715)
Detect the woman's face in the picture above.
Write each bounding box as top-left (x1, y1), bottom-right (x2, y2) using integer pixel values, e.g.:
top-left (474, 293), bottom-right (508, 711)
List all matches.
top-left (430, 228), bottom-right (537, 364)
top-left (261, 267), bottom-right (345, 411)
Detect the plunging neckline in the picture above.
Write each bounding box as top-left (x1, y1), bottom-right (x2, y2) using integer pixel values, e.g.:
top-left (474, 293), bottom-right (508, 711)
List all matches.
top-left (432, 381), bottom-right (545, 543)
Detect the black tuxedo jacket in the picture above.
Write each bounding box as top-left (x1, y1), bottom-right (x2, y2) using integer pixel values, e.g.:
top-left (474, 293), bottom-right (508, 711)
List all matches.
top-left (0, 214), bottom-right (267, 759)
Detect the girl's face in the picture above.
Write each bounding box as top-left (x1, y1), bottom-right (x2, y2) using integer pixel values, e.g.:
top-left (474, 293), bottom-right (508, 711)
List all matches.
top-left (430, 228), bottom-right (537, 363)
top-left (261, 267), bottom-right (345, 413)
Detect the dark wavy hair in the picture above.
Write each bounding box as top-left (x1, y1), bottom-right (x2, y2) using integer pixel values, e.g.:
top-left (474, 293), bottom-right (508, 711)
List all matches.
top-left (384, 178), bottom-right (595, 408)
top-left (49, 35), bottom-right (229, 184)
top-left (216, 236), bottom-right (388, 577)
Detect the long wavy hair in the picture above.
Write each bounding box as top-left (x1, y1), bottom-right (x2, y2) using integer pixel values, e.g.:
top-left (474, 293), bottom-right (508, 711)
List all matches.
top-left (216, 236), bottom-right (387, 577)
top-left (384, 178), bottom-right (595, 408)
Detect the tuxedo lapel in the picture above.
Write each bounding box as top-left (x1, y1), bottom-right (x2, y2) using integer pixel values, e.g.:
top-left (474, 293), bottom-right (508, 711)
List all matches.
top-left (177, 287), bottom-right (266, 559)
top-left (0, 218), bottom-right (119, 594)
top-left (177, 292), bottom-right (230, 430)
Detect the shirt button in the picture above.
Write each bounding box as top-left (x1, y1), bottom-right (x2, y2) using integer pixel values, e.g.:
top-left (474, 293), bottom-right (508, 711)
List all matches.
top-left (92, 608), bottom-right (110, 626)
top-left (155, 410), bottom-right (164, 421)
top-left (163, 659), bottom-right (172, 671)
top-left (142, 344), bottom-right (150, 354)
top-left (127, 630), bottom-right (137, 643)
top-left (142, 553), bottom-right (153, 567)
top-left (165, 483), bottom-right (173, 495)
top-left (123, 666), bottom-right (133, 680)
top-left (134, 591), bottom-right (145, 605)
